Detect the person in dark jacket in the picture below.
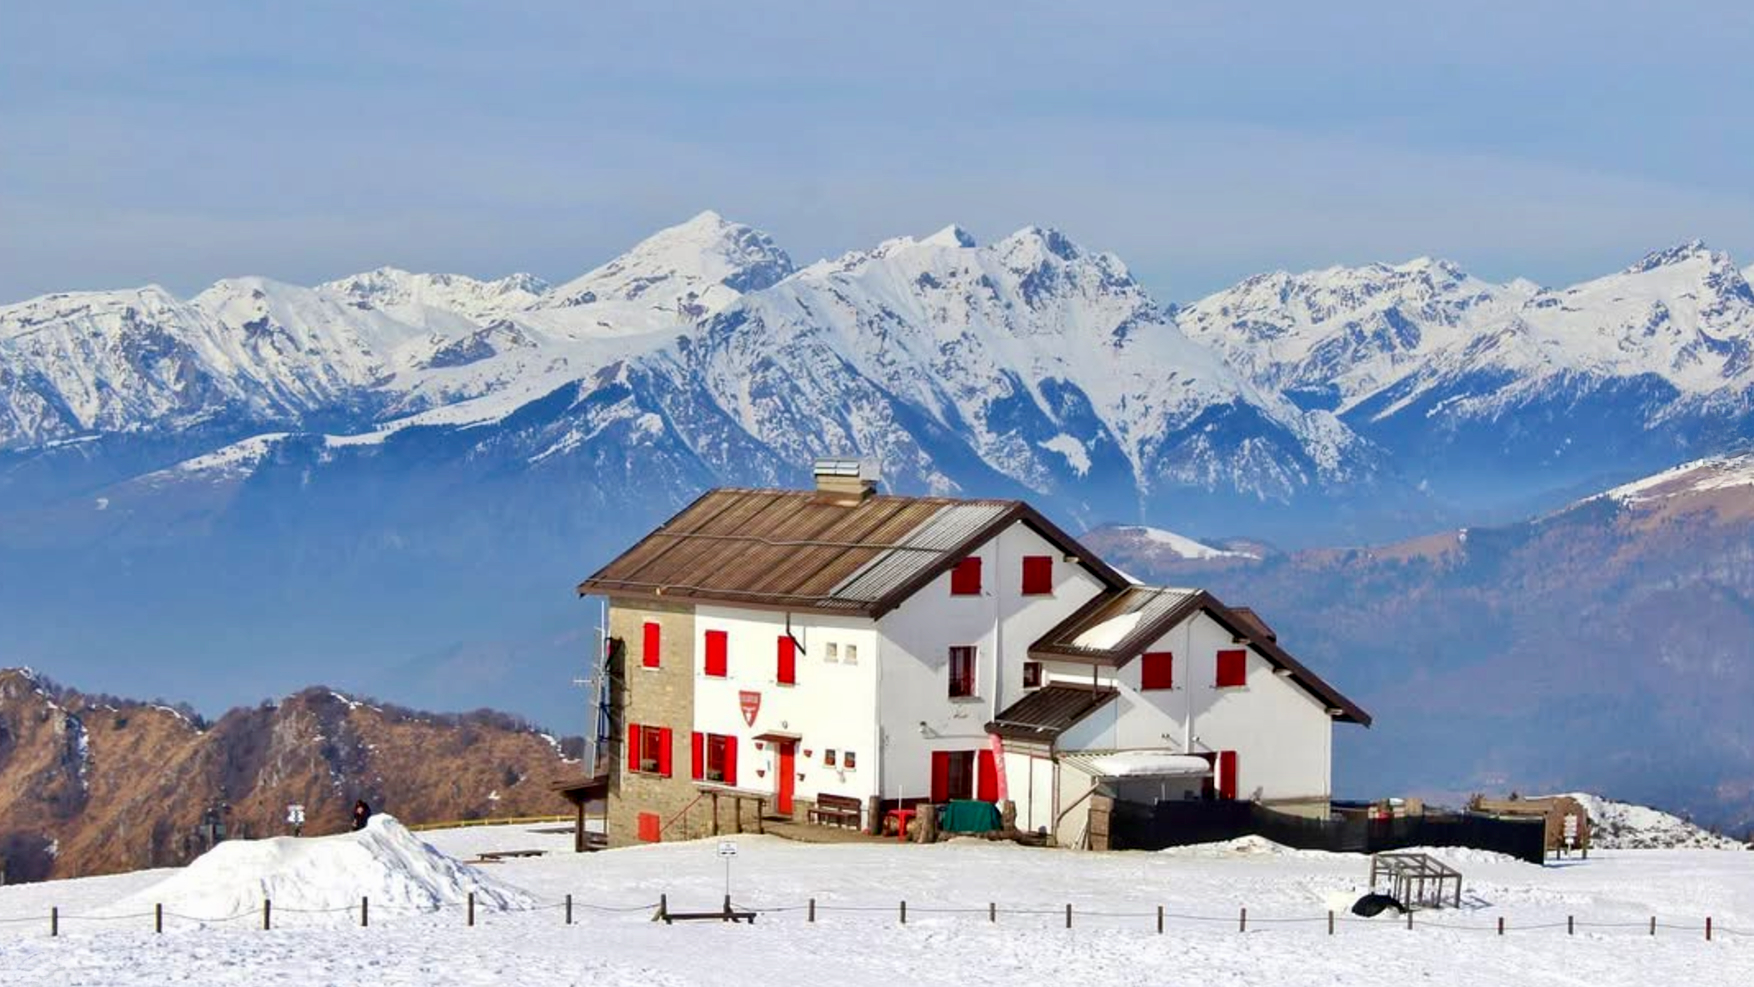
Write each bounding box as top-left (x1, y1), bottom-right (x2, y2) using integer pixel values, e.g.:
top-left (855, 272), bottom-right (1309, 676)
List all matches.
top-left (351, 799), bottom-right (373, 831)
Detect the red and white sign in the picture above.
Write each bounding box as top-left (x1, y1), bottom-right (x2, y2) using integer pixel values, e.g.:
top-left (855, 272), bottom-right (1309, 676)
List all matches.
top-left (739, 690), bottom-right (761, 727)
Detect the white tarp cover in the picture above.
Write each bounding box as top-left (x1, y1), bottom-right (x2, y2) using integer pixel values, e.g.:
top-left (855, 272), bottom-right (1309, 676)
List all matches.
top-left (1066, 751), bottom-right (1212, 779)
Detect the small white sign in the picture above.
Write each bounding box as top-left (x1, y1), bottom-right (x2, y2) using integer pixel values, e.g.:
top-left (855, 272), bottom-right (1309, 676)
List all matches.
top-left (716, 841), bottom-right (738, 858)
top-left (286, 804), bottom-right (305, 825)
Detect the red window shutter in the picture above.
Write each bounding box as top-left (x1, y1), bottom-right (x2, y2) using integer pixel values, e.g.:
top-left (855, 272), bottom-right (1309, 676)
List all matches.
top-left (1216, 649), bottom-right (1248, 687)
top-left (705, 630), bottom-right (728, 677)
top-left (1219, 751), bottom-right (1238, 800)
top-left (642, 622), bottom-right (661, 668)
top-left (691, 731), bottom-right (704, 781)
top-left (931, 751), bottom-right (951, 802)
top-left (657, 727), bottom-right (674, 777)
top-left (637, 811), bottom-right (660, 842)
top-left (777, 635), bottom-right (796, 685)
top-left (722, 736), bottom-right (738, 787)
top-left (977, 749), bottom-right (998, 802)
top-left (950, 557), bottom-right (982, 595)
top-left (1021, 555), bottom-right (1053, 595)
top-left (1141, 651), bottom-right (1174, 690)
top-left (626, 723), bottom-right (641, 773)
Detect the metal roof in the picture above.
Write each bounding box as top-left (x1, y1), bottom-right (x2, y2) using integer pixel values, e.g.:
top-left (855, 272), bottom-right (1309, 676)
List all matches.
top-left (577, 487), bottom-right (1125, 618)
top-left (986, 684), bottom-right (1118, 740)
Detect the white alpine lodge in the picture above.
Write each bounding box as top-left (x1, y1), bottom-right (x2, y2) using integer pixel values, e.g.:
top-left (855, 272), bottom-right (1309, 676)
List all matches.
top-left (577, 460), bottom-right (1369, 849)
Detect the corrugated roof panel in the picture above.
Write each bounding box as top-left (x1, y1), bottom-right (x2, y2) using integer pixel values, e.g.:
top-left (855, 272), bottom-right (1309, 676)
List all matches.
top-left (829, 501), bottom-right (1012, 603)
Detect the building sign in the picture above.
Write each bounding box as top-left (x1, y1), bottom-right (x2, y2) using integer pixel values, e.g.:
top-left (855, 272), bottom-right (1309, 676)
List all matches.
top-left (739, 690), bottom-right (761, 726)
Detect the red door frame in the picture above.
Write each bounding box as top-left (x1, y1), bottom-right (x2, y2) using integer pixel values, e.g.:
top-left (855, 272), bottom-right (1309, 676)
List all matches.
top-left (777, 742), bottom-right (796, 816)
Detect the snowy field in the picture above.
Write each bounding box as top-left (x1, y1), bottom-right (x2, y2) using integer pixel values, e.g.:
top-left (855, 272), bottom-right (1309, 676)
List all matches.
top-left (1, 819), bottom-right (1750, 986)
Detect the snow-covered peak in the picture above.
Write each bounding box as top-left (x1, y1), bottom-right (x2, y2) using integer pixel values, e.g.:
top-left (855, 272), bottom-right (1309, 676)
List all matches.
top-left (537, 211), bottom-right (795, 321)
top-left (319, 267), bottom-right (549, 322)
top-left (1624, 239), bottom-right (1714, 275)
top-left (921, 224), bottom-right (978, 249)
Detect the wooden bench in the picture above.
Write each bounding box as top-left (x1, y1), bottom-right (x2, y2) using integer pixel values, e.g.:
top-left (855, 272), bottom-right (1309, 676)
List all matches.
top-left (472, 849), bottom-right (548, 863)
top-left (656, 899), bottom-right (757, 924)
top-left (808, 794), bottom-right (863, 829)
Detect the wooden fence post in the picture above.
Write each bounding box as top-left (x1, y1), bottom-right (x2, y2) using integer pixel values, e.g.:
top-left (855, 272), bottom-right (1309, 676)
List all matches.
top-left (1157, 905), bottom-right (1164, 934)
top-left (1567, 915), bottom-right (1573, 936)
top-left (1497, 916), bottom-right (1504, 936)
top-left (659, 893), bottom-right (668, 922)
top-left (361, 896), bottom-right (369, 928)
top-left (467, 891), bottom-right (475, 927)
top-left (1239, 907), bottom-right (1247, 933)
top-left (899, 900), bottom-right (907, 925)
top-left (50, 906), bottom-right (57, 938)
top-left (263, 899), bottom-right (272, 931)
top-left (1328, 910), bottom-right (1334, 935)
top-left (155, 903), bottom-right (163, 934)
top-left (1650, 915), bottom-right (1656, 936)
top-left (1707, 917), bottom-right (1713, 942)
top-left (565, 893), bottom-right (573, 926)
top-left (1065, 904), bottom-right (1072, 929)
top-left (988, 901), bottom-right (995, 923)
top-left (1405, 910), bottom-right (1412, 931)
top-left (808, 898), bottom-right (816, 923)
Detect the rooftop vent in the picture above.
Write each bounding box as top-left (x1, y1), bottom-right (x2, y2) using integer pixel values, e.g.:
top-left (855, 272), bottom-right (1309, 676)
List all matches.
top-left (812, 458), bottom-right (879, 503)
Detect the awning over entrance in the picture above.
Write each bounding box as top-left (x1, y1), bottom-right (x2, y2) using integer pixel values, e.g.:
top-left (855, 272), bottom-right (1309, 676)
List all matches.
top-left (1061, 751), bottom-right (1212, 779)
top-left (752, 731), bottom-right (802, 743)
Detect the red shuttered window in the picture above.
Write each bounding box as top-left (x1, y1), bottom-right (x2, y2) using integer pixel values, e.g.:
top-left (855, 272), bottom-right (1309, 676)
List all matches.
top-left (626, 723), bottom-right (641, 773)
top-left (702, 733), bottom-right (739, 787)
top-left (1218, 751), bottom-right (1238, 800)
top-left (656, 727), bottom-right (673, 778)
top-left (1216, 649), bottom-right (1248, 688)
top-left (777, 635), bottom-right (797, 685)
top-left (1141, 651), bottom-right (1174, 691)
top-left (691, 731), bottom-right (704, 781)
top-left (948, 646), bottom-right (977, 698)
top-left (641, 622), bottom-right (661, 668)
top-left (722, 735), bottom-right (738, 787)
top-left (950, 557), bottom-right (982, 596)
top-left (705, 630), bottom-right (728, 678)
top-left (930, 751), bottom-right (950, 802)
top-left (1021, 555), bottom-right (1053, 595)
top-left (977, 748), bottom-right (998, 802)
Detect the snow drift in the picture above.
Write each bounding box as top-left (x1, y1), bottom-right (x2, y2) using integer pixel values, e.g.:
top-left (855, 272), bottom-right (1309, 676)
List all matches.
top-left (112, 814), bottom-right (534, 922)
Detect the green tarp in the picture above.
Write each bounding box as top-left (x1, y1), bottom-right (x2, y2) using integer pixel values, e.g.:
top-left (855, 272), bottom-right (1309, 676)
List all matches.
top-left (939, 799), bottom-right (1002, 833)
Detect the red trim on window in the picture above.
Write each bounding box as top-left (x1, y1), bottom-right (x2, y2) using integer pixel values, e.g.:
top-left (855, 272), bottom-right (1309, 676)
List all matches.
top-left (1216, 649), bottom-right (1248, 688)
top-left (777, 635), bottom-right (796, 685)
top-left (642, 622), bottom-right (661, 668)
top-left (637, 812), bottom-right (660, 842)
top-left (948, 646), bottom-right (976, 698)
top-left (930, 751), bottom-right (951, 803)
top-left (626, 723), bottom-right (641, 773)
top-left (1141, 651), bottom-right (1174, 691)
top-left (976, 748), bottom-right (998, 802)
top-left (1218, 750), bottom-right (1238, 800)
top-left (950, 557), bottom-right (982, 596)
top-left (691, 731), bottom-right (704, 781)
top-left (705, 630), bottom-right (728, 677)
top-left (1021, 555), bottom-right (1053, 595)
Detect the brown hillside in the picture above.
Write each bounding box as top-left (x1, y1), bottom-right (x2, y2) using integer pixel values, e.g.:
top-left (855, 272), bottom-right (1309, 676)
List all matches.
top-left (0, 670), bottom-right (584, 883)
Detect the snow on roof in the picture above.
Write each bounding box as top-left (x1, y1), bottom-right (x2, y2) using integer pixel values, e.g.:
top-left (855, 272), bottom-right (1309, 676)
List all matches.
top-left (1063, 751), bottom-right (1212, 779)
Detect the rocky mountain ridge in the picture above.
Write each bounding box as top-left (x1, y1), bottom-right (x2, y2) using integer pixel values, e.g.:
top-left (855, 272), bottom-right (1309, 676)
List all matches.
top-left (0, 668), bottom-right (583, 884)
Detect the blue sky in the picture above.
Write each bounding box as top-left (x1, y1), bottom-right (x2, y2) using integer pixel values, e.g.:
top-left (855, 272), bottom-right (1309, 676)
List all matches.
top-left (3, 0), bottom-right (1751, 303)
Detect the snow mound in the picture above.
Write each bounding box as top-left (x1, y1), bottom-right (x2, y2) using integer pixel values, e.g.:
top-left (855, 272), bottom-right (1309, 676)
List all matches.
top-left (112, 814), bottom-right (534, 923)
top-left (1157, 835), bottom-right (1314, 858)
top-left (1559, 793), bottom-right (1747, 850)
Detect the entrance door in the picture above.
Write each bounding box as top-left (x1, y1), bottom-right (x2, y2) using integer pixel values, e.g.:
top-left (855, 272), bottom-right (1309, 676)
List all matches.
top-left (777, 742), bottom-right (796, 816)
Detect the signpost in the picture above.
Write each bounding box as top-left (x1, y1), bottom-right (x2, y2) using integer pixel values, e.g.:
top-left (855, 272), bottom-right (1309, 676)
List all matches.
top-left (285, 804), bottom-right (305, 837)
top-left (717, 840), bottom-right (737, 904)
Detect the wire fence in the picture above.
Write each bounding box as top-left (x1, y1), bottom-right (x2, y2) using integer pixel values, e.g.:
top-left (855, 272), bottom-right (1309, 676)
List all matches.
top-left (0, 891), bottom-right (1744, 942)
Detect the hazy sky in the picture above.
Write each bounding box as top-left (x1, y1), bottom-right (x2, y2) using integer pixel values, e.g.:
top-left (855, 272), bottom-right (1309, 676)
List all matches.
top-left (4, 1), bottom-right (1752, 304)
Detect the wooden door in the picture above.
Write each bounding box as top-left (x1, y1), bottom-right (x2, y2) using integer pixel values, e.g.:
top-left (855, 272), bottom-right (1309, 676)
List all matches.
top-left (777, 742), bottom-right (796, 816)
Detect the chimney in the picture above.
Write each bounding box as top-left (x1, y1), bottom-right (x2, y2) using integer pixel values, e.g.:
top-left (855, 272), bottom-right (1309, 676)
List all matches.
top-left (813, 458), bottom-right (878, 503)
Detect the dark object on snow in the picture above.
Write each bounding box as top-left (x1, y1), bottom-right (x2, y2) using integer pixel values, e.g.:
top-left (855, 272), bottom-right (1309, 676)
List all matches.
top-left (1351, 892), bottom-right (1407, 917)
top-left (351, 800), bottom-right (373, 832)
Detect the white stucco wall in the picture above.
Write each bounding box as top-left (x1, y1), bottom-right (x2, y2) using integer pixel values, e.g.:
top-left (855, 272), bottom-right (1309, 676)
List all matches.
top-left (1053, 610), bottom-right (1334, 805)
top-left (691, 607), bottom-right (882, 807)
top-left (875, 521), bottom-right (1108, 800)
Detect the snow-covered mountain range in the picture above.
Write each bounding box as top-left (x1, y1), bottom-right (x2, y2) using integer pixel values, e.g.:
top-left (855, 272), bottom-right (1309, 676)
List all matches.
top-left (1179, 241), bottom-right (1754, 497)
